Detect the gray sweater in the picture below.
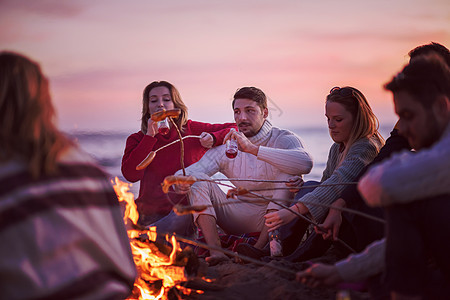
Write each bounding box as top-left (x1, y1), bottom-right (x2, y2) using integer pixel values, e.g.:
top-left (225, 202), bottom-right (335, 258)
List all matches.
top-left (300, 136), bottom-right (383, 222)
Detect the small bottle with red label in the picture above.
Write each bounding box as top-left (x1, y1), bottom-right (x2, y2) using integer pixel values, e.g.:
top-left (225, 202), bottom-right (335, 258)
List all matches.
top-left (269, 229), bottom-right (283, 257)
top-left (225, 129), bottom-right (238, 158)
top-left (157, 118), bottom-right (170, 135)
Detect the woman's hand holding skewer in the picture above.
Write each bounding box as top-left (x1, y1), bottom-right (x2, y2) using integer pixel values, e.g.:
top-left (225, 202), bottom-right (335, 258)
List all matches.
top-left (286, 176), bottom-right (304, 193)
top-left (315, 198), bottom-right (345, 241)
top-left (265, 200), bottom-right (310, 230)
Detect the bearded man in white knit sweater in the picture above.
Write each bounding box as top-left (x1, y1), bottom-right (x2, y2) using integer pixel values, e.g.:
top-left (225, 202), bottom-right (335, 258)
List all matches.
top-left (175, 87), bottom-right (313, 265)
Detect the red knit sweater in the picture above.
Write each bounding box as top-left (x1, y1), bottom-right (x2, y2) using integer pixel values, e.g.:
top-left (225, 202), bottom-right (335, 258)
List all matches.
top-left (121, 120), bottom-right (236, 215)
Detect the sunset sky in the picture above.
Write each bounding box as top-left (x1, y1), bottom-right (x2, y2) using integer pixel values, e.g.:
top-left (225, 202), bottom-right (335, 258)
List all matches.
top-left (1, 0), bottom-right (449, 133)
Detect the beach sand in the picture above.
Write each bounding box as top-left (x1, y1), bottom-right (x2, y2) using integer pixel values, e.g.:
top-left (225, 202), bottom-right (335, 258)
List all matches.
top-left (186, 250), bottom-right (371, 300)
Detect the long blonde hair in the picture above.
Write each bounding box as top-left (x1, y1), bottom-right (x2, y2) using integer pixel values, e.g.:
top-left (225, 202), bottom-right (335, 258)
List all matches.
top-left (140, 81), bottom-right (188, 133)
top-left (0, 51), bottom-right (71, 178)
top-left (327, 86), bottom-right (384, 163)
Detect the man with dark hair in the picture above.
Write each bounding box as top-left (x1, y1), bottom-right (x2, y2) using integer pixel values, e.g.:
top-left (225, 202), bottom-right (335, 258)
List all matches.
top-left (358, 54), bottom-right (450, 299)
top-left (409, 41), bottom-right (450, 66)
top-left (174, 86), bottom-right (313, 264)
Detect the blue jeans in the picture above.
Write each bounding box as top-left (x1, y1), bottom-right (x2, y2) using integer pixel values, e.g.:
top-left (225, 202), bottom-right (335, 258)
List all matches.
top-left (279, 181), bottom-right (320, 256)
top-left (138, 211), bottom-right (196, 238)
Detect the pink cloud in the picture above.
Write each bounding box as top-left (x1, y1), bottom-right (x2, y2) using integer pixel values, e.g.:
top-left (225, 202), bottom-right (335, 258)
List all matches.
top-left (0, 0), bottom-right (85, 17)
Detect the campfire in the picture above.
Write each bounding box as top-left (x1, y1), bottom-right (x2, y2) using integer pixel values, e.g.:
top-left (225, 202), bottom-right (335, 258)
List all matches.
top-left (112, 177), bottom-right (204, 300)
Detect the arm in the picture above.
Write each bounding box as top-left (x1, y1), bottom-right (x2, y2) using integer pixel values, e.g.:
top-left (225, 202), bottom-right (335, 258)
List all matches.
top-left (187, 121), bottom-right (237, 147)
top-left (359, 126), bottom-right (449, 207)
top-left (297, 238), bottom-right (386, 287)
top-left (341, 128), bottom-right (411, 208)
top-left (257, 132), bottom-right (313, 175)
top-left (335, 239), bottom-right (386, 282)
top-left (301, 138), bottom-right (380, 222)
top-left (121, 132), bottom-right (158, 182)
top-left (175, 146), bottom-right (223, 178)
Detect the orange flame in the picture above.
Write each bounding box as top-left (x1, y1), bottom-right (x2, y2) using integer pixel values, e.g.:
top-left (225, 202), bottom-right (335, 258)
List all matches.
top-left (112, 177), bottom-right (196, 300)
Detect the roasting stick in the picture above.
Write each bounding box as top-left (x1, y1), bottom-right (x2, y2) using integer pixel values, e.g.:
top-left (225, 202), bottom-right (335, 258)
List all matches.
top-left (166, 177), bottom-right (384, 225)
top-left (173, 235), bottom-right (298, 276)
top-left (163, 176), bottom-right (383, 252)
top-left (172, 198), bottom-right (385, 225)
top-left (136, 108), bottom-right (198, 172)
top-left (169, 117), bottom-right (187, 176)
top-left (136, 135), bottom-right (202, 171)
top-left (154, 135), bottom-right (202, 153)
top-left (209, 178), bottom-right (358, 185)
top-left (298, 200), bottom-right (385, 224)
top-left (242, 189), bottom-right (356, 254)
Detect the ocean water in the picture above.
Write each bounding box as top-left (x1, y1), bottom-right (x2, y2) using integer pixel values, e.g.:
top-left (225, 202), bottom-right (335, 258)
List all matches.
top-left (70, 125), bottom-right (392, 198)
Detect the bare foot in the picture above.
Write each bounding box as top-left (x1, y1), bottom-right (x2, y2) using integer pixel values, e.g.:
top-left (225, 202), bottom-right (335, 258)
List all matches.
top-left (205, 252), bottom-right (230, 266)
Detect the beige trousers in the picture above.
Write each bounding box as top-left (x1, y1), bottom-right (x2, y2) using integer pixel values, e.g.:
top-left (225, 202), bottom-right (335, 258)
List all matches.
top-left (189, 174), bottom-right (267, 235)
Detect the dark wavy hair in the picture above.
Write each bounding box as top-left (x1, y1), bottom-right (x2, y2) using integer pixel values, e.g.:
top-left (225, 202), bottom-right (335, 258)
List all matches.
top-left (232, 86), bottom-right (267, 111)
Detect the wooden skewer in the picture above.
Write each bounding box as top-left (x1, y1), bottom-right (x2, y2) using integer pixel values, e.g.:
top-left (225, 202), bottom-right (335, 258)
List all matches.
top-left (169, 118), bottom-right (187, 175)
top-left (172, 235), bottom-right (298, 276)
top-left (243, 190), bottom-right (357, 254)
top-left (169, 179), bottom-right (383, 224)
top-left (136, 135), bottom-right (201, 170)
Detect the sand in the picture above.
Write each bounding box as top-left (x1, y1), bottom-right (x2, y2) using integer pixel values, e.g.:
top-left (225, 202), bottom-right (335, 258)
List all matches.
top-left (185, 256), bottom-right (370, 300)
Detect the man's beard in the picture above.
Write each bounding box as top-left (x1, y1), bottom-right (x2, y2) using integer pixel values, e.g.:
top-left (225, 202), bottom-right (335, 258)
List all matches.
top-left (239, 122), bottom-right (257, 137)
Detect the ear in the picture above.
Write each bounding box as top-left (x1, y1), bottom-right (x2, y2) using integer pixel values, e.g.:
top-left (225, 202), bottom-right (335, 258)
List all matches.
top-left (263, 107), bottom-right (269, 119)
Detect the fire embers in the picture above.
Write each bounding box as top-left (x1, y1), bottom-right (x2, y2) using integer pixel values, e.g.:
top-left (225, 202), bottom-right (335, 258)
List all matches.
top-left (113, 177), bottom-right (205, 300)
top-left (128, 235), bottom-right (201, 300)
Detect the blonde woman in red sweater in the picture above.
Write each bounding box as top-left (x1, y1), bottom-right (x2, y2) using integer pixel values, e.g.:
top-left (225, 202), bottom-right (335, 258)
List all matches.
top-left (121, 81), bottom-right (236, 236)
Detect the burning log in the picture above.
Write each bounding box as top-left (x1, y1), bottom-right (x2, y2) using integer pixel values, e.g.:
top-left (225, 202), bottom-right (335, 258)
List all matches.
top-left (127, 237), bottom-right (202, 300)
top-left (113, 177), bottom-right (209, 300)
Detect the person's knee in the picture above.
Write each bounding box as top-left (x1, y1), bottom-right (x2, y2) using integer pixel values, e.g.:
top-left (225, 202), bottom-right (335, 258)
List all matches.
top-left (294, 180), bottom-right (320, 200)
top-left (189, 180), bottom-right (212, 198)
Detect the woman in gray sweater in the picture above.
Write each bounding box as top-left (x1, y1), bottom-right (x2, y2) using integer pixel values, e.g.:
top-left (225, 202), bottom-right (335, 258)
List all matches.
top-left (264, 86), bottom-right (384, 259)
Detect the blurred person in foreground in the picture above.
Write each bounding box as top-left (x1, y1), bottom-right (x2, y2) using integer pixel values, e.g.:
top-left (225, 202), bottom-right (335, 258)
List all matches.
top-left (297, 48), bottom-right (450, 299)
top-left (0, 51), bottom-right (136, 299)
